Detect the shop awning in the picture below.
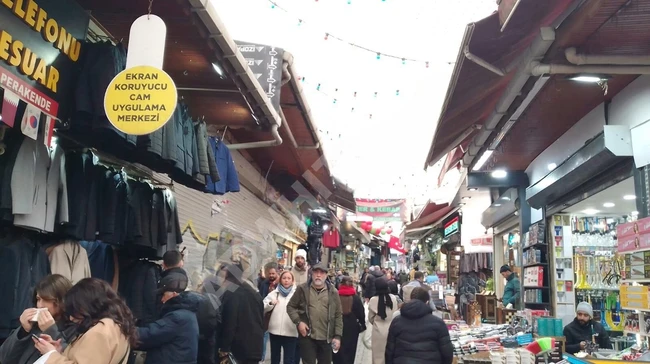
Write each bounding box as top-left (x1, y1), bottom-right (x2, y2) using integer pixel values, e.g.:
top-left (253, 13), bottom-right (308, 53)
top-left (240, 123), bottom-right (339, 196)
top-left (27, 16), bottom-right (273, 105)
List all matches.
top-left (82, 0), bottom-right (280, 131)
top-left (230, 54), bottom-right (353, 211)
top-left (406, 203), bottom-right (454, 230)
top-left (526, 127), bottom-right (633, 209)
top-left (423, 0), bottom-right (576, 169)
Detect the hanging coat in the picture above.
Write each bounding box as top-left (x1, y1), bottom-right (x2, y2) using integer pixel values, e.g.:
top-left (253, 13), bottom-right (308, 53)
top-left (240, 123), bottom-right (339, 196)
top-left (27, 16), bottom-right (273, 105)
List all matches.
top-left (47, 241), bottom-right (92, 285)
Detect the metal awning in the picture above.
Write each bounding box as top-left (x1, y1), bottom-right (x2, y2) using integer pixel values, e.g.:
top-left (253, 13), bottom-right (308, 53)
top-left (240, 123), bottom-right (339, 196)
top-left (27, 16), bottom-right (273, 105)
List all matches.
top-left (406, 203), bottom-right (455, 230)
top-left (481, 188), bottom-right (518, 229)
top-left (526, 126), bottom-right (633, 209)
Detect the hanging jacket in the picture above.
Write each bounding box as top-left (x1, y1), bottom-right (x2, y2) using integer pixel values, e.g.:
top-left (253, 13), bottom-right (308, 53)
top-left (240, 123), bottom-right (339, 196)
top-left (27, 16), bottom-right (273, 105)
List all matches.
top-left (119, 261), bottom-right (161, 324)
top-left (138, 292), bottom-right (200, 364)
top-left (263, 287), bottom-right (298, 338)
top-left (79, 241), bottom-right (116, 285)
top-left (205, 138), bottom-right (240, 195)
top-left (47, 241), bottom-right (92, 285)
top-left (61, 150), bottom-right (98, 241)
top-left (385, 300), bottom-right (453, 364)
top-left (194, 121), bottom-right (220, 182)
top-left (0, 126), bottom-right (25, 222)
top-left (11, 136), bottom-right (66, 233)
top-left (0, 236), bottom-right (51, 339)
top-left (97, 169), bottom-right (128, 245)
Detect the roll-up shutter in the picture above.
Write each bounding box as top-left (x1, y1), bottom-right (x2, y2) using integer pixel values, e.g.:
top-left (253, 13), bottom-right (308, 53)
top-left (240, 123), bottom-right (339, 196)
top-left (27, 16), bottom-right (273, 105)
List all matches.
top-left (154, 173), bottom-right (284, 289)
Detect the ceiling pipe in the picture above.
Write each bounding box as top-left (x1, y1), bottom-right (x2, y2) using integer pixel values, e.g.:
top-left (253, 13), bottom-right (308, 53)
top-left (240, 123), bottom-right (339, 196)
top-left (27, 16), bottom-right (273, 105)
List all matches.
top-left (226, 123), bottom-right (282, 150)
top-left (464, 46), bottom-right (506, 76)
top-left (565, 47), bottom-right (650, 66)
top-left (462, 27), bottom-right (556, 169)
top-left (532, 62), bottom-right (650, 75)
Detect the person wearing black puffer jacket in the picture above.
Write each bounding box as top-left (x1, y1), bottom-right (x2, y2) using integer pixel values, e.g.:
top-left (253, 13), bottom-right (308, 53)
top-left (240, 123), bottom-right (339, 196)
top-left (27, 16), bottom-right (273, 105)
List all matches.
top-left (137, 270), bottom-right (200, 364)
top-left (385, 287), bottom-right (453, 364)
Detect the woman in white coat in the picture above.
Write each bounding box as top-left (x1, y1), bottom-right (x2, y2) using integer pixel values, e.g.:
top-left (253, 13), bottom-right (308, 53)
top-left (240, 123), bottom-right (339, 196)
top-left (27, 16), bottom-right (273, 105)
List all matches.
top-left (263, 271), bottom-right (298, 364)
top-left (368, 278), bottom-right (399, 364)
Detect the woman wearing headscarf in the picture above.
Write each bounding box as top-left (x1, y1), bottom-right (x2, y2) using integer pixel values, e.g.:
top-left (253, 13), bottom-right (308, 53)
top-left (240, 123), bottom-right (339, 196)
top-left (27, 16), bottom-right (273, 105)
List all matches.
top-left (0, 275), bottom-right (73, 364)
top-left (263, 271), bottom-right (298, 364)
top-left (333, 276), bottom-right (365, 364)
top-left (368, 278), bottom-right (399, 364)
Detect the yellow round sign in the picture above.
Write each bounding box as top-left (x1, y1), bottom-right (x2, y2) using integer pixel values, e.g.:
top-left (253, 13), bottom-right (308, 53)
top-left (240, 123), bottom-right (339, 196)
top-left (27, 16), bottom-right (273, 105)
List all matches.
top-left (104, 65), bottom-right (178, 135)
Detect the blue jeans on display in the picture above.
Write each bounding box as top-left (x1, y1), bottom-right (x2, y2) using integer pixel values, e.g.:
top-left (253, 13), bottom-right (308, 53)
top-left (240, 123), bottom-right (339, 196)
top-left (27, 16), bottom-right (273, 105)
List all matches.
top-left (262, 331), bottom-right (269, 361)
top-left (270, 334), bottom-right (297, 364)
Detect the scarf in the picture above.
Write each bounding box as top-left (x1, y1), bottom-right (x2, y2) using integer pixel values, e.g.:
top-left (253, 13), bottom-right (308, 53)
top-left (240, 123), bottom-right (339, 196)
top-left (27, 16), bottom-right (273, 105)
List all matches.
top-left (338, 285), bottom-right (356, 296)
top-left (375, 278), bottom-right (393, 320)
top-left (278, 284), bottom-right (293, 297)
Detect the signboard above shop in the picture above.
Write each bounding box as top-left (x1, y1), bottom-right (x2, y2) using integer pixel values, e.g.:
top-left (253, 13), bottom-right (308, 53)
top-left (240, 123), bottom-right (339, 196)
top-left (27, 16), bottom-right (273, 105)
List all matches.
top-left (355, 199), bottom-right (407, 222)
top-left (0, 0), bottom-right (89, 121)
top-left (235, 41), bottom-right (283, 113)
top-left (444, 216), bottom-right (460, 238)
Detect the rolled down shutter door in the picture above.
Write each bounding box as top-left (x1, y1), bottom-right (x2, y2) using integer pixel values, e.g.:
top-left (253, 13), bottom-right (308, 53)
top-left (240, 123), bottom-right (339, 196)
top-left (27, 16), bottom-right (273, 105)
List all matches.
top-left (153, 173), bottom-right (278, 288)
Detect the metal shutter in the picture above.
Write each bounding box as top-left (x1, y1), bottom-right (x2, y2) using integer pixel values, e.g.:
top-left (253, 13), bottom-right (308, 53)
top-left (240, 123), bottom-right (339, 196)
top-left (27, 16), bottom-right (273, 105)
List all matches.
top-left (154, 173), bottom-right (281, 288)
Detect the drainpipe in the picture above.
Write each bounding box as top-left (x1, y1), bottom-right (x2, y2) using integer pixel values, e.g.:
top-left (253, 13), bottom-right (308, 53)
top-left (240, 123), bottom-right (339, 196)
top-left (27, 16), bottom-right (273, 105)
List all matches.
top-left (565, 47), bottom-right (650, 66)
top-left (226, 123), bottom-right (283, 150)
top-left (531, 62), bottom-right (650, 75)
top-left (280, 108), bottom-right (320, 149)
top-left (462, 27), bottom-right (556, 169)
top-left (464, 46), bottom-right (505, 76)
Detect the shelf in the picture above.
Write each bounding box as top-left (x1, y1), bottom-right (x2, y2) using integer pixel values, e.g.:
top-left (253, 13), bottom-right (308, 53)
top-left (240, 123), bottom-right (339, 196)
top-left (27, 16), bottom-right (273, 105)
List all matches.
top-left (621, 279), bottom-right (650, 283)
top-left (525, 302), bottom-right (551, 306)
top-left (523, 262), bottom-right (548, 268)
top-left (621, 306), bottom-right (650, 312)
top-left (523, 243), bottom-right (548, 251)
top-left (524, 286), bottom-right (550, 289)
top-left (575, 287), bottom-right (619, 291)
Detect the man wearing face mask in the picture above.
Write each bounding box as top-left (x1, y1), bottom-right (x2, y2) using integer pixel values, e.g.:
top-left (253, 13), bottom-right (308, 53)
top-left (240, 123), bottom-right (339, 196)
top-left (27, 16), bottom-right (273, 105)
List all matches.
top-left (287, 263), bottom-right (343, 364)
top-left (563, 302), bottom-right (611, 354)
top-left (137, 271), bottom-right (200, 364)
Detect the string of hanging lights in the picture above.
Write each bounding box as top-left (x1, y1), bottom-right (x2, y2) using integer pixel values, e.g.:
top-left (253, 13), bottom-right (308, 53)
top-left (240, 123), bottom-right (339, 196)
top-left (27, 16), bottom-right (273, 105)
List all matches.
top-left (266, 0), bottom-right (455, 67)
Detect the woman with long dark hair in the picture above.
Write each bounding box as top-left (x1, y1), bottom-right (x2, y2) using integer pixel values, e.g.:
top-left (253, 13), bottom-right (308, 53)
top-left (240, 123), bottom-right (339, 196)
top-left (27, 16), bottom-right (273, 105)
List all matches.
top-left (368, 278), bottom-right (398, 364)
top-left (0, 274), bottom-right (72, 364)
top-left (333, 276), bottom-right (365, 364)
top-left (33, 278), bottom-right (136, 364)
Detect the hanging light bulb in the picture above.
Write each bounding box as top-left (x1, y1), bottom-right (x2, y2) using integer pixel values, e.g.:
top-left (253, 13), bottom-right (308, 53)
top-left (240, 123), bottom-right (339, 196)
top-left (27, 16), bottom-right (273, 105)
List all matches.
top-left (401, 58), bottom-right (406, 65)
top-left (333, 99), bottom-right (337, 104)
top-left (298, 19), bottom-right (303, 26)
top-left (369, 114), bottom-right (373, 119)
top-left (316, 83), bottom-right (321, 91)
top-left (351, 107), bottom-right (355, 112)
top-left (271, 3), bottom-right (275, 8)
top-left (374, 92), bottom-right (378, 98)
top-left (425, 61), bottom-right (430, 68)
top-left (376, 53), bottom-right (381, 60)
top-left (396, 90), bottom-right (400, 96)
top-left (324, 33), bottom-right (329, 40)
top-left (300, 77), bottom-right (305, 82)
top-left (353, 91), bottom-right (357, 97)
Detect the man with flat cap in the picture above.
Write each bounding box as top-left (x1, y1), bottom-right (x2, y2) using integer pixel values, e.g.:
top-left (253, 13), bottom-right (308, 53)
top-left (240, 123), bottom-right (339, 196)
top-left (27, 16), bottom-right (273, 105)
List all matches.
top-left (498, 265), bottom-right (521, 309)
top-left (137, 270), bottom-right (201, 364)
top-left (287, 262), bottom-right (343, 364)
top-left (564, 302), bottom-right (611, 354)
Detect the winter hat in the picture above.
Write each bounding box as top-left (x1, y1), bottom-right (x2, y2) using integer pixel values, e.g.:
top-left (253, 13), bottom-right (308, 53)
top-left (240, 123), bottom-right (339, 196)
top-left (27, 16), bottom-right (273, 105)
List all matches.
top-left (576, 302), bottom-right (593, 317)
top-left (295, 249), bottom-right (307, 259)
top-left (500, 265), bottom-right (512, 273)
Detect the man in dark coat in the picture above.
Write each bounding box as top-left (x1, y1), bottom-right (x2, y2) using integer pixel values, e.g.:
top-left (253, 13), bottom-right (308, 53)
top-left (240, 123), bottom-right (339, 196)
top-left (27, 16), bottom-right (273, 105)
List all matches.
top-left (219, 263), bottom-right (264, 364)
top-left (363, 266), bottom-right (384, 303)
top-left (564, 302), bottom-right (611, 354)
top-left (386, 287), bottom-right (453, 364)
top-left (137, 270), bottom-right (200, 364)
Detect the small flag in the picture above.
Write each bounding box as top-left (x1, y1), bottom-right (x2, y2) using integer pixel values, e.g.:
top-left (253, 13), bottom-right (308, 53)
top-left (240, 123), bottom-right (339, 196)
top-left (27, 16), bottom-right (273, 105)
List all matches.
top-left (20, 104), bottom-right (41, 140)
top-left (44, 114), bottom-right (55, 147)
top-left (1, 90), bottom-right (19, 127)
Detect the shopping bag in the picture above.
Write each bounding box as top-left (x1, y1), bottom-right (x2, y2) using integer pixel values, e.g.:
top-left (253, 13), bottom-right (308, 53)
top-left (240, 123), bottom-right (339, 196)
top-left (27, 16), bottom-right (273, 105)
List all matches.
top-left (362, 303), bottom-right (372, 349)
top-left (219, 353), bottom-right (238, 364)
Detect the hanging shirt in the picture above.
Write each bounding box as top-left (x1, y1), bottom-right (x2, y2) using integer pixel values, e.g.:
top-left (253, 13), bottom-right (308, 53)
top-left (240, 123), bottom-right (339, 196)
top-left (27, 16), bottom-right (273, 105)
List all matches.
top-left (322, 229), bottom-right (341, 249)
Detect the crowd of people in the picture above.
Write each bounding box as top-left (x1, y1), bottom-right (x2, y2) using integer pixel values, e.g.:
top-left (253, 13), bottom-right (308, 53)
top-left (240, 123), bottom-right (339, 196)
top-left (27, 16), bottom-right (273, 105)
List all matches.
top-left (0, 247), bottom-right (454, 364)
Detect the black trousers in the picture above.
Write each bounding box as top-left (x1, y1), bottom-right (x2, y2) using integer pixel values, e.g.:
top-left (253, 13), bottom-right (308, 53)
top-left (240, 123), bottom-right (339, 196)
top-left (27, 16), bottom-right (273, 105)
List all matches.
top-left (299, 337), bottom-right (332, 364)
top-left (270, 334), bottom-right (298, 364)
